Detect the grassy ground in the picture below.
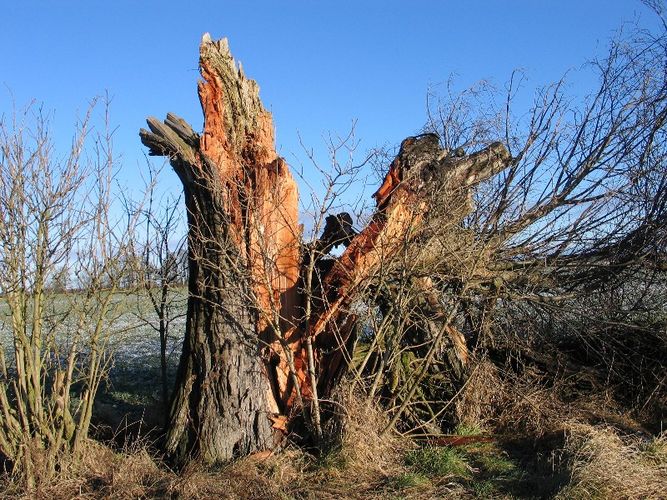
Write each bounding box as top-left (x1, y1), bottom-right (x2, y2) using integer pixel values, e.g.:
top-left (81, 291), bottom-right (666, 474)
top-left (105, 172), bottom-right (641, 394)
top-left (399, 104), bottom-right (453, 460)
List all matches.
top-left (1, 291), bottom-right (666, 498)
top-left (90, 290), bottom-right (185, 440)
top-left (2, 398), bottom-right (665, 499)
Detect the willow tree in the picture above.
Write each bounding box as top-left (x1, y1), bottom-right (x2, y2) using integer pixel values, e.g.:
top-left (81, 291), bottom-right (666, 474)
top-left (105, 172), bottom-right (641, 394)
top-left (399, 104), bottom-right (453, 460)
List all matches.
top-left (140, 34), bottom-right (511, 463)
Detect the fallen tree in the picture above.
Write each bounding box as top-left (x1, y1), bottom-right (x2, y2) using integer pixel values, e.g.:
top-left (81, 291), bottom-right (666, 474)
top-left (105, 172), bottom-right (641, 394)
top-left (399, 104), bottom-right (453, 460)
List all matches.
top-left (141, 18), bottom-right (667, 462)
top-left (140, 35), bottom-right (512, 463)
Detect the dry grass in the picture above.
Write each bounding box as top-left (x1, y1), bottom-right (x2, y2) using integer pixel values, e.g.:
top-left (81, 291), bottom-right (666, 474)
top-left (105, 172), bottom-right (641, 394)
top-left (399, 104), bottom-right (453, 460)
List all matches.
top-left (456, 359), bottom-right (575, 437)
top-left (164, 457), bottom-right (286, 499)
top-left (330, 394), bottom-right (406, 475)
top-left (451, 357), bottom-right (667, 498)
top-left (284, 394), bottom-right (413, 499)
top-left (0, 439), bottom-right (170, 499)
top-left (0, 396), bottom-right (425, 499)
top-left (455, 356), bottom-right (652, 440)
top-left (2, 388), bottom-right (665, 499)
top-left (556, 423), bottom-right (667, 500)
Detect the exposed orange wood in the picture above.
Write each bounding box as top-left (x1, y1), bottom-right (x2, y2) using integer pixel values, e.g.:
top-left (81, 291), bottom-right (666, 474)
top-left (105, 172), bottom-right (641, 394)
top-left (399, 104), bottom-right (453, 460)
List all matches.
top-left (310, 138), bottom-right (429, 344)
top-left (197, 37), bottom-right (304, 413)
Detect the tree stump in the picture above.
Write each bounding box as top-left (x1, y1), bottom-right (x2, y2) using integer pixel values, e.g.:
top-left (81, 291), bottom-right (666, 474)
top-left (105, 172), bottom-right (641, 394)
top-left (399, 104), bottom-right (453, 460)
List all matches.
top-left (140, 34), bottom-right (511, 463)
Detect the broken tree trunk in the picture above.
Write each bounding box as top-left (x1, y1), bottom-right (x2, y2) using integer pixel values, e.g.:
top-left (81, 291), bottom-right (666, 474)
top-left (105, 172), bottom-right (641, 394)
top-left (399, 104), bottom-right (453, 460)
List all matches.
top-left (140, 35), bottom-right (512, 463)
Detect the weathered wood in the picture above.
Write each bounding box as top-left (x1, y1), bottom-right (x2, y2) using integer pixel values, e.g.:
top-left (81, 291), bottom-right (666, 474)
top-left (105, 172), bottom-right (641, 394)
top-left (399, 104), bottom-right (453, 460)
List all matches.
top-left (141, 35), bottom-right (512, 463)
top-left (309, 135), bottom-right (510, 365)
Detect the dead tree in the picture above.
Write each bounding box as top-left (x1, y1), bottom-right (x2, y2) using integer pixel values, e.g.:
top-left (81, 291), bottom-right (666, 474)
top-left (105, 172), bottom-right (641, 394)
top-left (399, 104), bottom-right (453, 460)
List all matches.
top-left (140, 35), bottom-right (512, 463)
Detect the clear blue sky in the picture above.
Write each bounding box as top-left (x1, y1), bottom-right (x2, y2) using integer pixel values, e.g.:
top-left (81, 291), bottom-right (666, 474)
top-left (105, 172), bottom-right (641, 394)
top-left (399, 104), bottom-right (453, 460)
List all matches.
top-left (0, 1), bottom-right (660, 207)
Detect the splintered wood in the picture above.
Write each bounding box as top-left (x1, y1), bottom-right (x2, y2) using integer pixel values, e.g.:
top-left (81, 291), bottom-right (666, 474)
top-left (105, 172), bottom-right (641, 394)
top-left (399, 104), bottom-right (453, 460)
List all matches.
top-left (140, 35), bottom-right (511, 453)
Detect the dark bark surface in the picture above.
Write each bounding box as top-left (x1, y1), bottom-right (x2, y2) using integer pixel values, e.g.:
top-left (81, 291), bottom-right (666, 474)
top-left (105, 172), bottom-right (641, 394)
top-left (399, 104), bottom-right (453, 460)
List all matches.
top-left (167, 190), bottom-right (274, 462)
top-left (141, 113), bottom-right (275, 462)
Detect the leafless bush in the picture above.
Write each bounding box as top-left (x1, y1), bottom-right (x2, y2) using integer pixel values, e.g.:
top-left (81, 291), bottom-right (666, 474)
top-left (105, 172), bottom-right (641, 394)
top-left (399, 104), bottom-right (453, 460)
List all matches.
top-left (0, 98), bottom-right (138, 487)
top-left (128, 161), bottom-right (187, 415)
top-left (345, 14), bottom-right (667, 437)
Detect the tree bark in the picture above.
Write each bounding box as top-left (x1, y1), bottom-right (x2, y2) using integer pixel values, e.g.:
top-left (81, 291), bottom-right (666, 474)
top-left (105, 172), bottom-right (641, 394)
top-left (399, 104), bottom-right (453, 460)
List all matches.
top-left (140, 35), bottom-right (512, 463)
top-left (141, 36), bottom-right (304, 461)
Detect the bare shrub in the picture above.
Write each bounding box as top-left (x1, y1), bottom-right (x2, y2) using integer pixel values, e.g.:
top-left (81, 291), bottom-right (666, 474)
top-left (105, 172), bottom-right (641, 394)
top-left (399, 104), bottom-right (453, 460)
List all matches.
top-left (0, 98), bottom-right (138, 488)
top-left (128, 161), bottom-right (187, 415)
top-left (378, 11), bottom-right (667, 440)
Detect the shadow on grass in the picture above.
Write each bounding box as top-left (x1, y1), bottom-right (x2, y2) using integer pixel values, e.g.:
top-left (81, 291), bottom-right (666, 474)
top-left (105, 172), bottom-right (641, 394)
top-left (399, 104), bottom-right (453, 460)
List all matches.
top-left (396, 433), bottom-right (571, 499)
top-left (92, 354), bottom-right (179, 448)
